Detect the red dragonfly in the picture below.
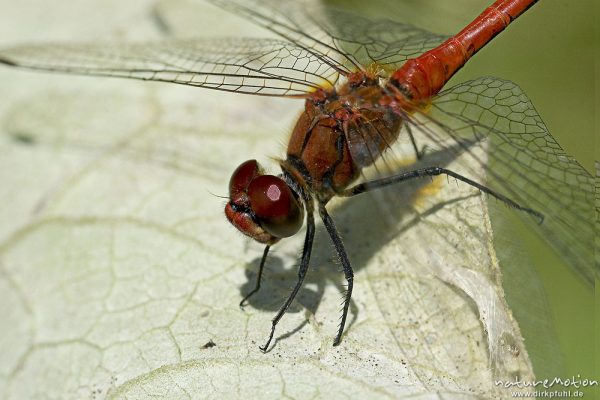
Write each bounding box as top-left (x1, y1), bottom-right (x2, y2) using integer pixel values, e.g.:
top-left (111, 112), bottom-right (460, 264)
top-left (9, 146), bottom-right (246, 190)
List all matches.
top-left (0, 0), bottom-right (594, 351)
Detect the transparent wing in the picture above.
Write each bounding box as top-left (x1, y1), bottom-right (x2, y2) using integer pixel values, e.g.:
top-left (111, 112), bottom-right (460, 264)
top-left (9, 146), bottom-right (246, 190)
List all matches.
top-left (412, 77), bottom-right (594, 284)
top-left (207, 0), bottom-right (448, 75)
top-left (0, 38), bottom-right (340, 97)
top-left (0, 0), bottom-right (448, 95)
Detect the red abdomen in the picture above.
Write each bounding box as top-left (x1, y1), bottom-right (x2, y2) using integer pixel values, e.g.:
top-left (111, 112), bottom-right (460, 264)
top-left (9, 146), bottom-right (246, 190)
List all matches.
top-left (390, 0), bottom-right (538, 100)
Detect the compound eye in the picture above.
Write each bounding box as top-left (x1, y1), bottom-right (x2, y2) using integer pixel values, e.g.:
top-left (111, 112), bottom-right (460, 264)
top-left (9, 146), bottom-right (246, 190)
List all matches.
top-left (247, 175), bottom-right (304, 238)
top-left (229, 159), bottom-right (261, 199)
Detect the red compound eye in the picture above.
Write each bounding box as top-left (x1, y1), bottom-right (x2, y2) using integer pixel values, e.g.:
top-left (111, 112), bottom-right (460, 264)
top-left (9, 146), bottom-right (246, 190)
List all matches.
top-left (247, 175), bottom-right (304, 238)
top-left (229, 159), bottom-right (261, 202)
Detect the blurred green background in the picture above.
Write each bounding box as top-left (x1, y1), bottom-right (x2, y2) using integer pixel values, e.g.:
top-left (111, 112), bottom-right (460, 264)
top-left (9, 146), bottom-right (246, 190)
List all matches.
top-left (330, 0), bottom-right (596, 395)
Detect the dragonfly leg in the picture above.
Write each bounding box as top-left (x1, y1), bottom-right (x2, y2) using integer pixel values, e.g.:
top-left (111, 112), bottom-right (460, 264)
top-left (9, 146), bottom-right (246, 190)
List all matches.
top-left (239, 245), bottom-right (270, 308)
top-left (259, 206), bottom-right (315, 352)
top-left (340, 166), bottom-right (544, 223)
top-left (318, 203), bottom-right (354, 346)
top-left (406, 124), bottom-right (427, 160)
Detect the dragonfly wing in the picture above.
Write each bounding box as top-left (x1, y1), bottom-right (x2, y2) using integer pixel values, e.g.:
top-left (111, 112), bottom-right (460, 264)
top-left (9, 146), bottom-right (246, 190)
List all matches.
top-left (317, 6), bottom-right (448, 74)
top-left (207, 0), bottom-right (447, 75)
top-left (418, 77), bottom-right (595, 284)
top-left (0, 38), bottom-right (339, 97)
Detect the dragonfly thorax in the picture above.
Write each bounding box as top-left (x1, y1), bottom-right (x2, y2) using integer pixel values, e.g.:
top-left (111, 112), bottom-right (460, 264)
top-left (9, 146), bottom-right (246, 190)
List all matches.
top-left (284, 73), bottom-right (403, 201)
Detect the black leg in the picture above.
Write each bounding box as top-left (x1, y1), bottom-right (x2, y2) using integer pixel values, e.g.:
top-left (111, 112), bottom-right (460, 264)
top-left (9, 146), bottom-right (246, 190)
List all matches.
top-left (260, 206), bottom-right (315, 352)
top-left (240, 245), bottom-right (270, 308)
top-left (318, 203), bottom-right (354, 346)
top-left (406, 124), bottom-right (427, 160)
top-left (340, 166), bottom-right (544, 223)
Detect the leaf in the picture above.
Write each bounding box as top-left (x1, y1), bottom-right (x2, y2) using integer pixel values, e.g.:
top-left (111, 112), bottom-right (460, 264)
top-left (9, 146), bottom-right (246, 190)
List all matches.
top-left (0, 0), bottom-right (540, 398)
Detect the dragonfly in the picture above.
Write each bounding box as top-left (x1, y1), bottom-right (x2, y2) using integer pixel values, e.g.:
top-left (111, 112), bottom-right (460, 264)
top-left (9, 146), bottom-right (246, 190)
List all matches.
top-left (0, 0), bottom-right (594, 352)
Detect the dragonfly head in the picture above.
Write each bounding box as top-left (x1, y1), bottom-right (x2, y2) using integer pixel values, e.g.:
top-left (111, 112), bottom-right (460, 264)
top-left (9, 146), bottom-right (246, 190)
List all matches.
top-left (225, 160), bottom-right (304, 244)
